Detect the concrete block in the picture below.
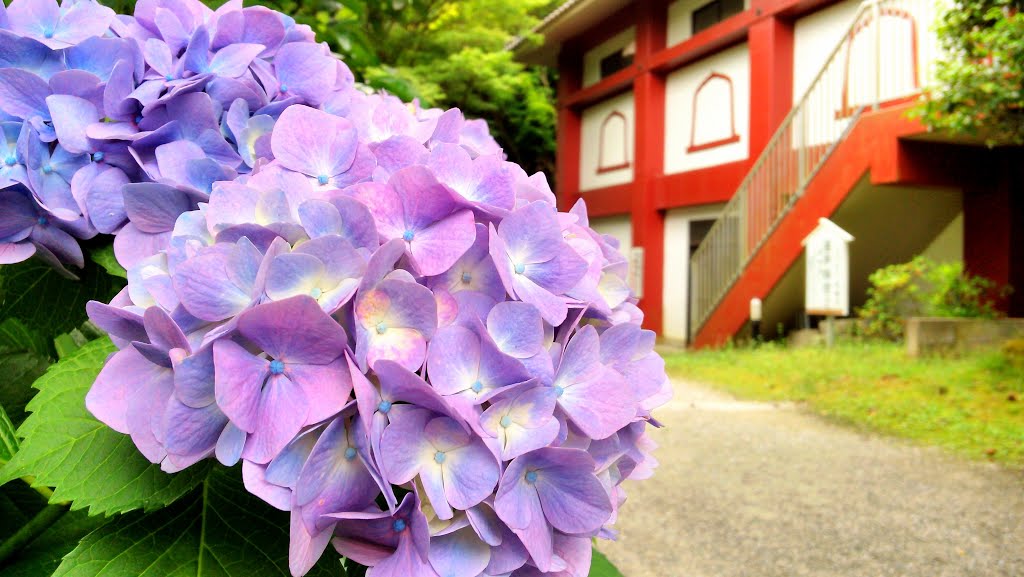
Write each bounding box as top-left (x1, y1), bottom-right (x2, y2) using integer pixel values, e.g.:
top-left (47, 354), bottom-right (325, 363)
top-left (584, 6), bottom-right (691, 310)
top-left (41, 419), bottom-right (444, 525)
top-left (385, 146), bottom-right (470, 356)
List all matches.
top-left (906, 317), bottom-right (1024, 357)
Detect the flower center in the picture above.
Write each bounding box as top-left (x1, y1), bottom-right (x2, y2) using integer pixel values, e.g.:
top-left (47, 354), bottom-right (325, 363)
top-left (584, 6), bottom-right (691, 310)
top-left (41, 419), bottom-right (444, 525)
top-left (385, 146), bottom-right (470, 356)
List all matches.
top-left (525, 470), bottom-right (538, 484)
top-left (37, 216), bottom-right (48, 226)
top-left (433, 451), bottom-right (446, 464)
top-left (4, 156), bottom-right (17, 166)
top-left (377, 400), bottom-right (392, 414)
top-left (375, 322), bottom-right (387, 334)
top-left (392, 519), bottom-right (406, 532)
top-left (500, 415), bottom-right (512, 428)
top-left (514, 263), bottom-right (525, 275)
top-left (471, 381), bottom-right (483, 393)
top-left (310, 287), bottom-right (323, 299)
top-left (402, 230), bottom-right (415, 242)
top-left (344, 447), bottom-right (357, 461)
top-left (269, 360), bottom-right (285, 375)
top-left (280, 84), bottom-right (289, 93)
top-left (43, 29), bottom-right (54, 39)
top-left (461, 272), bottom-right (472, 284)
top-left (41, 164), bottom-right (53, 174)
top-left (92, 152), bottom-right (104, 162)
top-left (135, 114), bottom-right (143, 125)
top-left (165, 74), bottom-right (173, 81)
top-left (553, 385), bottom-right (564, 398)
top-left (317, 174), bottom-right (329, 185)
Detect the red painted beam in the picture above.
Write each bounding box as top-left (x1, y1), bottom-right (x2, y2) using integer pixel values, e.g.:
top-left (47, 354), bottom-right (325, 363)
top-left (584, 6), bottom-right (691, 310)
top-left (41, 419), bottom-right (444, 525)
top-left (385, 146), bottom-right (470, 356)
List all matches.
top-left (574, 184), bottom-right (633, 217)
top-left (652, 160), bottom-right (752, 208)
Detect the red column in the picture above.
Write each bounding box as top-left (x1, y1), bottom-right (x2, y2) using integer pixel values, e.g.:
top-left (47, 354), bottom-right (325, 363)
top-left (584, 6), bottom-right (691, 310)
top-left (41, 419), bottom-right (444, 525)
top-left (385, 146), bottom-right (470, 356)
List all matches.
top-left (632, 0), bottom-right (668, 333)
top-left (747, 16), bottom-right (794, 157)
top-left (963, 150), bottom-right (1024, 316)
top-left (555, 46), bottom-right (582, 211)
top-left (741, 16), bottom-right (794, 293)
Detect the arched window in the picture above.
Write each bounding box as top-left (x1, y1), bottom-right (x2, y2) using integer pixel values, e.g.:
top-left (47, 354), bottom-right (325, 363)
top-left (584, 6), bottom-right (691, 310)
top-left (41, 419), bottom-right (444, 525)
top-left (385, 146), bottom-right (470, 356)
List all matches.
top-left (597, 111), bottom-right (631, 173)
top-left (688, 72), bottom-right (740, 153)
top-left (837, 8), bottom-right (919, 118)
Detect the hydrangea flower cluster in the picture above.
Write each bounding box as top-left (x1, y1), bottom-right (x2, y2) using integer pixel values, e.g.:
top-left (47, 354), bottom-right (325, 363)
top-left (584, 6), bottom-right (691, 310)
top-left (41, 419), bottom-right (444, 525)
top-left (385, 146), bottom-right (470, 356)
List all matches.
top-left (0, 0), bottom-right (364, 275)
top-left (14, 1), bottom-right (675, 575)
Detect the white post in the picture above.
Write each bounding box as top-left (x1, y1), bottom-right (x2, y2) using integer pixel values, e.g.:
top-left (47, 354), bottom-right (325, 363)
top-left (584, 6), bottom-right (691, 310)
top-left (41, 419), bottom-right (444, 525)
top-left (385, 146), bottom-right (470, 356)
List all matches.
top-left (750, 297), bottom-right (763, 342)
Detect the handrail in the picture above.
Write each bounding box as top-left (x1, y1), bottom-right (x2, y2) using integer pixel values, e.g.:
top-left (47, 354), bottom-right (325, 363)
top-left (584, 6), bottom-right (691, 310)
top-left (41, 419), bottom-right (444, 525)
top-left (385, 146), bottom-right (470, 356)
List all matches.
top-left (688, 0), bottom-right (934, 339)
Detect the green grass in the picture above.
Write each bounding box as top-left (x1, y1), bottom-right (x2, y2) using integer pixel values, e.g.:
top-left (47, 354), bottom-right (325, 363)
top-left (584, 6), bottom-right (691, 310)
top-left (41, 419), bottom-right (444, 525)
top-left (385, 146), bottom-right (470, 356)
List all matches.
top-left (663, 341), bottom-right (1024, 466)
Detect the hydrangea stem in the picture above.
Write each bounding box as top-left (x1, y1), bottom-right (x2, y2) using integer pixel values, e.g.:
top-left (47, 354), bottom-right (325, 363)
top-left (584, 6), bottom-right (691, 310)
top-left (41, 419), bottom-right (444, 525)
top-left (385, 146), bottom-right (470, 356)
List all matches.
top-left (0, 503), bottom-right (69, 565)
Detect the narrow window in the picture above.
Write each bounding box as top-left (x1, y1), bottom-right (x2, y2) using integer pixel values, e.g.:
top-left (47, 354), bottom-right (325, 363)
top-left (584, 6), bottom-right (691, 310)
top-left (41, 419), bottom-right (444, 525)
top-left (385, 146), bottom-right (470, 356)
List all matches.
top-left (692, 0), bottom-right (744, 35)
top-left (599, 41), bottom-right (636, 79)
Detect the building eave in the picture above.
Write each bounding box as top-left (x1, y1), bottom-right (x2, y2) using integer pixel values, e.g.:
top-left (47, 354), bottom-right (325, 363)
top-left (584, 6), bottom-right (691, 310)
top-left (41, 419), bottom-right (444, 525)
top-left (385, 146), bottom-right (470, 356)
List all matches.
top-left (508, 0), bottom-right (633, 66)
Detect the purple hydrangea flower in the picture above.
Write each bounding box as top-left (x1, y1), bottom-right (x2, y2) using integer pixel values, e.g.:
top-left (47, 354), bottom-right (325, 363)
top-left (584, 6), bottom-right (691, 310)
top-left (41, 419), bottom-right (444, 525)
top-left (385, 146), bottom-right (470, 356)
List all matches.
top-left (79, 3), bottom-right (667, 576)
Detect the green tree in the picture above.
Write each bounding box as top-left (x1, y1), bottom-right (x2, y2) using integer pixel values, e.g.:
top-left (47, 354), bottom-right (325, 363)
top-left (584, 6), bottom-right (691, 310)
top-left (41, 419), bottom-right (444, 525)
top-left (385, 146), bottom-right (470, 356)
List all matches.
top-left (256, 0), bottom-right (560, 177)
top-left (916, 0), bottom-right (1024, 145)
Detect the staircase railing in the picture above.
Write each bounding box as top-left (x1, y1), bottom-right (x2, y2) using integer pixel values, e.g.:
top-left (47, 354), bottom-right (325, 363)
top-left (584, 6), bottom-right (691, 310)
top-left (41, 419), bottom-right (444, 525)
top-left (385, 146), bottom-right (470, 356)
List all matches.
top-left (688, 0), bottom-right (939, 340)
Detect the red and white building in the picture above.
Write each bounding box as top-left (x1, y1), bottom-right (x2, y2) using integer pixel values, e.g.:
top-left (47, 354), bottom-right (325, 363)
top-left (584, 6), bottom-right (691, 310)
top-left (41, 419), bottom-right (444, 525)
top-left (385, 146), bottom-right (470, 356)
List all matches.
top-left (513, 0), bottom-right (1024, 346)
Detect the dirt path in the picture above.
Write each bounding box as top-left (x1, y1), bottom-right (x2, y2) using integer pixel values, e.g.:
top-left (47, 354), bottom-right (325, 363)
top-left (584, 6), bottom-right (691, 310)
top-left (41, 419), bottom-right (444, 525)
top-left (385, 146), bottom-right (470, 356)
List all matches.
top-left (599, 380), bottom-right (1024, 577)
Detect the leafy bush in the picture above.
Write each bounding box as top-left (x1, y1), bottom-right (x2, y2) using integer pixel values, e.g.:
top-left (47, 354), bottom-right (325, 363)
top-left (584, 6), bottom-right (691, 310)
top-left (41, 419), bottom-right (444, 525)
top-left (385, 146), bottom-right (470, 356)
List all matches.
top-left (857, 257), bottom-right (1008, 339)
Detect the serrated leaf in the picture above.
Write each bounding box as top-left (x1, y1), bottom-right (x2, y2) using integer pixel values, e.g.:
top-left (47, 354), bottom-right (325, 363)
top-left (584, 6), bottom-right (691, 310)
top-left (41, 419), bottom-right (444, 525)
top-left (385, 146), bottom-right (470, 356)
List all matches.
top-left (0, 508), bottom-right (108, 577)
top-left (0, 350), bottom-right (51, 428)
top-left (53, 467), bottom-right (339, 577)
top-left (0, 257), bottom-right (123, 339)
top-left (0, 402), bottom-right (17, 466)
top-left (590, 548), bottom-right (625, 577)
top-left (88, 244), bottom-right (127, 279)
top-left (0, 339), bottom-right (209, 515)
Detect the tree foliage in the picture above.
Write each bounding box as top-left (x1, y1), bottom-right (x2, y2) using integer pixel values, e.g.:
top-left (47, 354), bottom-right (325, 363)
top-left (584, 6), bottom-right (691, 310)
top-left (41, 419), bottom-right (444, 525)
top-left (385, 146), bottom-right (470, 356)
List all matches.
top-left (255, 0), bottom-right (560, 176)
top-left (917, 0), bottom-right (1024, 145)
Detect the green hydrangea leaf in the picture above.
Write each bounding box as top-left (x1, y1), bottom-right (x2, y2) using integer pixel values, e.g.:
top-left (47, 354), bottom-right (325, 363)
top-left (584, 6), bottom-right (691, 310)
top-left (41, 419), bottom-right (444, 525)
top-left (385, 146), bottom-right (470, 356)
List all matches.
top-left (0, 339), bottom-right (209, 515)
top-left (88, 245), bottom-right (127, 280)
top-left (590, 548), bottom-right (625, 577)
top-left (52, 467), bottom-right (339, 577)
top-left (0, 402), bottom-right (17, 466)
top-left (0, 258), bottom-right (123, 340)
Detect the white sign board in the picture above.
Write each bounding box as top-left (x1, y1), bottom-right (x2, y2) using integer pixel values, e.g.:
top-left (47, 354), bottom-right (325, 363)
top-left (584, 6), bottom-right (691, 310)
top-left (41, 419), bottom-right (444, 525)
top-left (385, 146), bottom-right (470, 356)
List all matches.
top-left (802, 218), bottom-right (853, 317)
top-left (628, 246), bottom-right (645, 299)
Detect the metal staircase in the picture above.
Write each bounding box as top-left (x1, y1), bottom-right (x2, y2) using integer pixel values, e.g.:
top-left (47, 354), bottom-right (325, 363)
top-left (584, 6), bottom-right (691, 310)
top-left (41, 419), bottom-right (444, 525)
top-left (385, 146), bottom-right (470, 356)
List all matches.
top-left (688, 0), bottom-right (938, 340)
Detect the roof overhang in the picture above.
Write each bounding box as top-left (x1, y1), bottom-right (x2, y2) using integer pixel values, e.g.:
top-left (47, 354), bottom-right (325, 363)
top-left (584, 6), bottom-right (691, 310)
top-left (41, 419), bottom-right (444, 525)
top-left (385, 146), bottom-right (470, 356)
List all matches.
top-left (508, 0), bottom-right (633, 67)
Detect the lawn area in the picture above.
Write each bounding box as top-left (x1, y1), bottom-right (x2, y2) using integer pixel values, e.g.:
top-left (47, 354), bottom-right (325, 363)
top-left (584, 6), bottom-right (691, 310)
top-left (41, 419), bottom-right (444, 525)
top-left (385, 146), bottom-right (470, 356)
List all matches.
top-left (663, 341), bottom-right (1024, 466)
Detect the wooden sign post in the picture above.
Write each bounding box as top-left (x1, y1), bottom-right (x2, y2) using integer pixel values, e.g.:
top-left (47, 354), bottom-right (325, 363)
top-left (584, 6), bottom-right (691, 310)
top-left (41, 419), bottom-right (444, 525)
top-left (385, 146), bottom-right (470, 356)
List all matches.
top-left (802, 218), bottom-right (854, 347)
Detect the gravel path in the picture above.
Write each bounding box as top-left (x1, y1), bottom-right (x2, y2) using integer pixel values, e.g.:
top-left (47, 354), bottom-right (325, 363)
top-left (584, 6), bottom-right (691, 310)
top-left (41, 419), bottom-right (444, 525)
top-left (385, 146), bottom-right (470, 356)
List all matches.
top-left (599, 380), bottom-right (1024, 577)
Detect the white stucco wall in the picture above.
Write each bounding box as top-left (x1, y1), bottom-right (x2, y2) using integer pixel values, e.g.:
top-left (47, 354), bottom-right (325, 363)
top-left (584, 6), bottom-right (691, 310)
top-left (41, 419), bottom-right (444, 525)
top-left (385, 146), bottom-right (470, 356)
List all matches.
top-left (582, 27), bottom-right (636, 88)
top-left (579, 91), bottom-right (635, 191)
top-left (667, 0), bottom-right (751, 46)
top-left (664, 43), bottom-right (750, 174)
top-left (662, 205), bottom-right (723, 342)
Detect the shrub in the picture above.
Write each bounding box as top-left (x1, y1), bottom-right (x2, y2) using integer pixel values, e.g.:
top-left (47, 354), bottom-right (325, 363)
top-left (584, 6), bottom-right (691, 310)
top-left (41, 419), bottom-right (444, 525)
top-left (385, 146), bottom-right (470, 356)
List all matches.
top-left (857, 257), bottom-right (1008, 339)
